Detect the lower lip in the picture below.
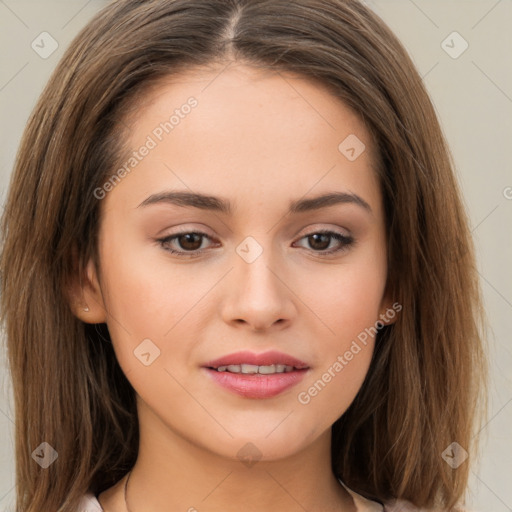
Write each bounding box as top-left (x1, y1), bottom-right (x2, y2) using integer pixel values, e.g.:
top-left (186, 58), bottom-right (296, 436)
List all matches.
top-left (203, 368), bottom-right (308, 399)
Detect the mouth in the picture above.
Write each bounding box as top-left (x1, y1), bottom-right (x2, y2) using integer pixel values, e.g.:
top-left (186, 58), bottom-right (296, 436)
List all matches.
top-left (211, 363), bottom-right (303, 374)
top-left (202, 350), bottom-right (310, 399)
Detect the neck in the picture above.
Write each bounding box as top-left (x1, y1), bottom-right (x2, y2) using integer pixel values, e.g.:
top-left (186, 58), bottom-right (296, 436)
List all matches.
top-left (124, 400), bottom-right (355, 512)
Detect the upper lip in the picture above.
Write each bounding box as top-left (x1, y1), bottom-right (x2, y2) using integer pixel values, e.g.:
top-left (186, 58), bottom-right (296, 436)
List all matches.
top-left (203, 350), bottom-right (309, 369)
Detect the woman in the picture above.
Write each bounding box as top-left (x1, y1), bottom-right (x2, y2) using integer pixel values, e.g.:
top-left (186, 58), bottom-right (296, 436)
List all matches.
top-left (0, 0), bottom-right (487, 511)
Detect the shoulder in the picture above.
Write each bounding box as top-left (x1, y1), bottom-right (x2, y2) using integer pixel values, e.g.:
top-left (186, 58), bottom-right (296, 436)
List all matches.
top-left (76, 492), bottom-right (103, 512)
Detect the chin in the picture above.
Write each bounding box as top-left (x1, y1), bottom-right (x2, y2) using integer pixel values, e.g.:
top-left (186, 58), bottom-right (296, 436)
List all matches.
top-left (197, 423), bottom-right (324, 463)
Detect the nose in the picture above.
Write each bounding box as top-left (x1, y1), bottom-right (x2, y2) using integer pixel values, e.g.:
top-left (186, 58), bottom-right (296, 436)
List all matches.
top-left (220, 244), bottom-right (296, 331)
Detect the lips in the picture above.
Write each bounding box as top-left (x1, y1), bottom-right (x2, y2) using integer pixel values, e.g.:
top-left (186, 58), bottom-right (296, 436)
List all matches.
top-left (203, 350), bottom-right (309, 370)
top-left (202, 350), bottom-right (310, 399)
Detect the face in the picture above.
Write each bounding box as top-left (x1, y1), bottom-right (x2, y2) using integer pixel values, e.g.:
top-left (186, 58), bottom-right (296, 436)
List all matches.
top-left (79, 63), bottom-right (392, 462)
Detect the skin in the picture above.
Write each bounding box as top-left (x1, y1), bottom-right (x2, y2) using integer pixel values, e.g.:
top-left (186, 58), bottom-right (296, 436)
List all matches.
top-left (72, 62), bottom-right (394, 512)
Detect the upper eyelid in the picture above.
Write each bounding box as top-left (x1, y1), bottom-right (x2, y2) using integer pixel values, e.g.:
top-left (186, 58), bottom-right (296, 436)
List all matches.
top-left (160, 222), bottom-right (351, 238)
top-left (159, 227), bottom-right (350, 240)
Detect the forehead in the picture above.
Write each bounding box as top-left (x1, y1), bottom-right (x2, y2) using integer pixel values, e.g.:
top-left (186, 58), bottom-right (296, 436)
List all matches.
top-left (104, 63), bottom-right (381, 216)
top-left (127, 62), bottom-right (371, 137)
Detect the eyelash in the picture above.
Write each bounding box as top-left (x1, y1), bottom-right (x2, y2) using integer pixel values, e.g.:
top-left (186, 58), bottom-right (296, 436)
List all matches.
top-left (156, 229), bottom-right (354, 258)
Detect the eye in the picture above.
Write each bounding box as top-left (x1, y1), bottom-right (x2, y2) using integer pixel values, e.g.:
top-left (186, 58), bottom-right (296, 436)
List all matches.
top-left (157, 229), bottom-right (354, 258)
top-left (157, 231), bottom-right (216, 258)
top-left (293, 230), bottom-right (354, 255)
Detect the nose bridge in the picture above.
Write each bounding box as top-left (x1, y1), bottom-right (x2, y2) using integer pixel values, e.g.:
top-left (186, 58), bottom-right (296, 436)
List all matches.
top-left (223, 234), bottom-right (294, 329)
top-left (235, 234), bottom-right (282, 297)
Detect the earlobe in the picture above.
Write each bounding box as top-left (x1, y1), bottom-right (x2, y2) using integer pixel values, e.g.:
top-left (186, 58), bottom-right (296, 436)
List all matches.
top-left (67, 257), bottom-right (107, 324)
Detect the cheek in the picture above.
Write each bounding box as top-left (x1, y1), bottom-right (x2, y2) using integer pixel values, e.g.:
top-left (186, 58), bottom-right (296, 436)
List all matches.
top-left (96, 251), bottom-right (205, 412)
top-left (295, 349), bottom-right (373, 441)
top-left (291, 258), bottom-right (386, 422)
top-left (97, 224), bottom-right (199, 335)
top-left (298, 259), bottom-right (387, 344)
top-left (94, 230), bottom-right (180, 378)
top-left (293, 272), bottom-right (381, 431)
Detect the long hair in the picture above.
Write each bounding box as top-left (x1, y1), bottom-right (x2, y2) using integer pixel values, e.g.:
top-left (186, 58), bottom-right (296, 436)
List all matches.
top-left (0, 0), bottom-right (488, 510)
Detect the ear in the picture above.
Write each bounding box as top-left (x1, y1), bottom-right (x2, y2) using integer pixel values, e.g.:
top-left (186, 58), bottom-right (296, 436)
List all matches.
top-left (66, 254), bottom-right (108, 324)
top-left (377, 286), bottom-right (400, 327)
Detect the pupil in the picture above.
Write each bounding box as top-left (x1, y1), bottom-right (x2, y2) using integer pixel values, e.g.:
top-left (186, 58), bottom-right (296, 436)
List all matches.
top-left (309, 233), bottom-right (329, 250)
top-left (180, 233), bottom-right (201, 250)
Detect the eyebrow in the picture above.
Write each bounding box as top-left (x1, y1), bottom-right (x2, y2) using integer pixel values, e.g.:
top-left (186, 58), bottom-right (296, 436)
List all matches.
top-left (137, 190), bottom-right (372, 215)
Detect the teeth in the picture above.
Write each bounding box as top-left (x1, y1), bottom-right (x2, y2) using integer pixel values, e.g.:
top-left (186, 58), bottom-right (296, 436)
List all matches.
top-left (241, 364), bottom-right (259, 374)
top-left (258, 364), bottom-right (276, 375)
top-left (215, 364), bottom-right (297, 374)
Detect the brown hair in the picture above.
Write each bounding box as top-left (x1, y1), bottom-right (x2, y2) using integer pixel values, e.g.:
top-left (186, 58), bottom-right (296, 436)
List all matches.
top-left (0, 0), bottom-right (488, 510)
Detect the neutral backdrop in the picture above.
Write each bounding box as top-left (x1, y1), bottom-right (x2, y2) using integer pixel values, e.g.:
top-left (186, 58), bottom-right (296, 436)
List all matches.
top-left (0, 1), bottom-right (511, 511)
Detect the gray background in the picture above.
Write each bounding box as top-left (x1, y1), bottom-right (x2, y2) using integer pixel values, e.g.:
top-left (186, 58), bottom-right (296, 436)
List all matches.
top-left (0, 1), bottom-right (511, 511)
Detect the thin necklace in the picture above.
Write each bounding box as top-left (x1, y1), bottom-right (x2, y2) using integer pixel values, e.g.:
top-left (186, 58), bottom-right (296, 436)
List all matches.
top-left (124, 470), bottom-right (132, 512)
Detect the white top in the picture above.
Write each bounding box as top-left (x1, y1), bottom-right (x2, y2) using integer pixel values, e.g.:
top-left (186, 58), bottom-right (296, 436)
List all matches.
top-left (77, 492), bottom-right (103, 511)
top-left (76, 480), bottom-right (418, 511)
